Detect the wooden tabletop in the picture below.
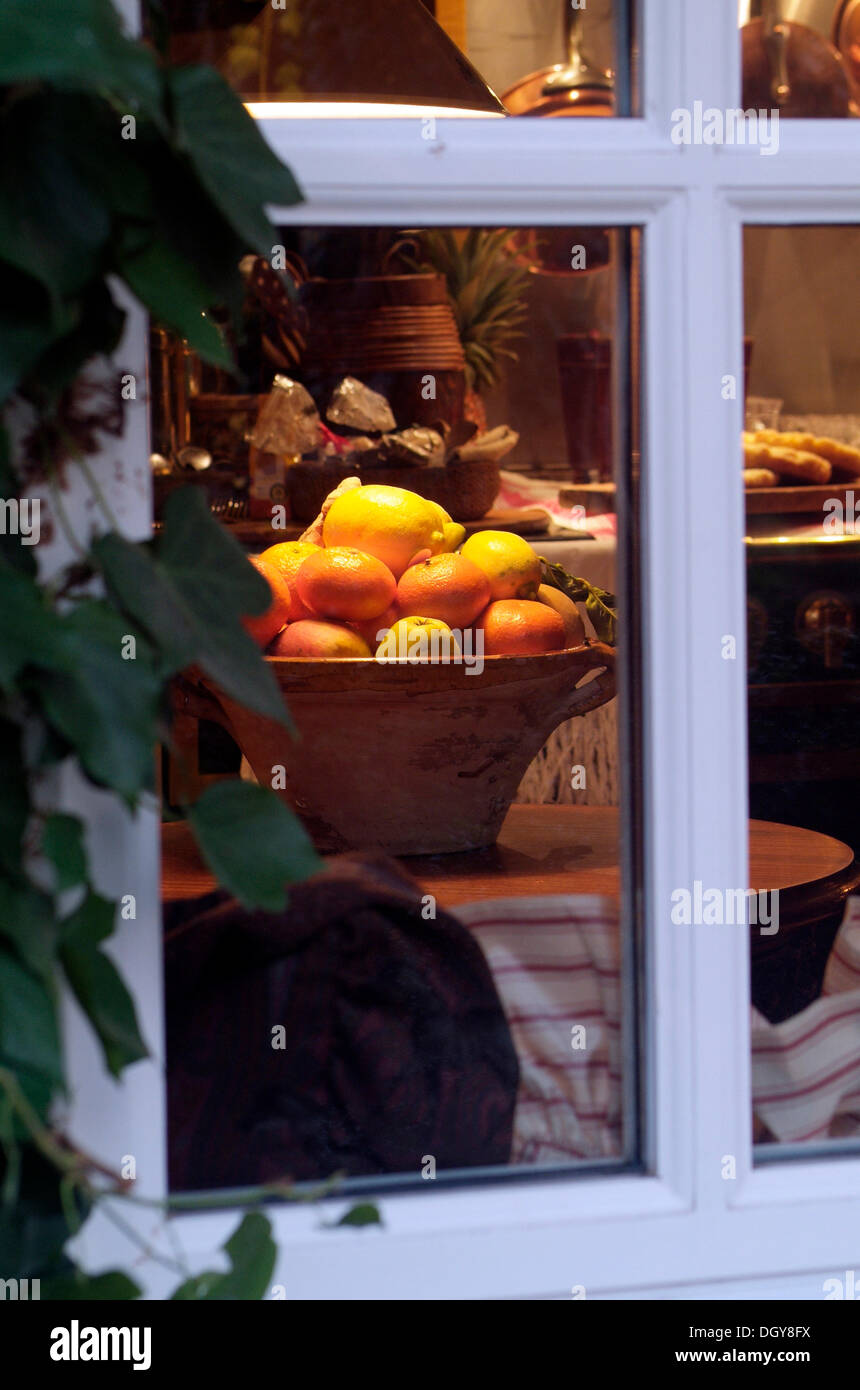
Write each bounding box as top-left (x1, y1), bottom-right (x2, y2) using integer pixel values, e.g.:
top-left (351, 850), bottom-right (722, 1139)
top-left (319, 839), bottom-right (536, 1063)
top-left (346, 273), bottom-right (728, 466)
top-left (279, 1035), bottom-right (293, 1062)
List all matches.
top-left (162, 804), bottom-right (859, 928)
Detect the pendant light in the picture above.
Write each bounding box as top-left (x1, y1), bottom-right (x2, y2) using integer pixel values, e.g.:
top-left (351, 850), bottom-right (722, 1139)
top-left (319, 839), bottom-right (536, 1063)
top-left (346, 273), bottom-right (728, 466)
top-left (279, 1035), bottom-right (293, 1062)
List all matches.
top-left (163, 0), bottom-right (506, 118)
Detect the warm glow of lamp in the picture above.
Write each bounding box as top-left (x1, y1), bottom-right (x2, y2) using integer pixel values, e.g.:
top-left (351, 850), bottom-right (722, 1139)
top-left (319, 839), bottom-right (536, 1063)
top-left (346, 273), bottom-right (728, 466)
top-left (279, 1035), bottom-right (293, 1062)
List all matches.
top-left (164, 0), bottom-right (505, 117)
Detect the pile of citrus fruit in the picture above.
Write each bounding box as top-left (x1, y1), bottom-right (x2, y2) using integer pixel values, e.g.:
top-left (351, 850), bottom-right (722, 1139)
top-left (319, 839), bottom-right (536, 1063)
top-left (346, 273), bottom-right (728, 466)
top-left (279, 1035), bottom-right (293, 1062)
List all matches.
top-left (243, 483), bottom-right (585, 659)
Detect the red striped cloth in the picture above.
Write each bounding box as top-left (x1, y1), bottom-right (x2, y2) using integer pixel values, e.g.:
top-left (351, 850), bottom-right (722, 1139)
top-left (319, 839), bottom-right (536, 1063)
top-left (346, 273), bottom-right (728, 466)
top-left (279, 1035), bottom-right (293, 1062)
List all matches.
top-left (456, 894), bottom-right (860, 1162)
top-left (751, 896), bottom-right (860, 1143)
top-left (454, 896), bottom-right (623, 1164)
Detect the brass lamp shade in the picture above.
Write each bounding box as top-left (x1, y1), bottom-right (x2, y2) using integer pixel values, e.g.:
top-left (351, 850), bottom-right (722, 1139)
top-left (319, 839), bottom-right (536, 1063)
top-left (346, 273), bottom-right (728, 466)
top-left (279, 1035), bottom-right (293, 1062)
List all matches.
top-left (164, 0), bottom-right (506, 116)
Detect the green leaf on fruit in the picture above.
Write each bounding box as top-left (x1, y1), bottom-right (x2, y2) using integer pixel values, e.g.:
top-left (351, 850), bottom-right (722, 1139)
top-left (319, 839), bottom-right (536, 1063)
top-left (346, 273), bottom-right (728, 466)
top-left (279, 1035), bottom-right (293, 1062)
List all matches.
top-left (540, 558), bottom-right (618, 647)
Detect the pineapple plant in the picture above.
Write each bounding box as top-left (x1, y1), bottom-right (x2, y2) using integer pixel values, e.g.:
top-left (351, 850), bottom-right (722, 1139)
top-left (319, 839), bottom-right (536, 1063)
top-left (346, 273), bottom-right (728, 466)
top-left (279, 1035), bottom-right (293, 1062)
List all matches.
top-left (398, 229), bottom-right (531, 431)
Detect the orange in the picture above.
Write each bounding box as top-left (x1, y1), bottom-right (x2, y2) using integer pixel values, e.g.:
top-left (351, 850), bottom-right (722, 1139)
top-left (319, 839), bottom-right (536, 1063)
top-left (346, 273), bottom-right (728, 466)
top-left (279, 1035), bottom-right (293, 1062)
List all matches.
top-left (395, 552), bottom-right (491, 629)
top-left (478, 599), bottom-right (566, 656)
top-left (269, 620), bottom-right (372, 659)
top-left (242, 556), bottom-right (293, 647)
top-left (258, 539), bottom-right (321, 621)
top-left (295, 547), bottom-right (396, 622)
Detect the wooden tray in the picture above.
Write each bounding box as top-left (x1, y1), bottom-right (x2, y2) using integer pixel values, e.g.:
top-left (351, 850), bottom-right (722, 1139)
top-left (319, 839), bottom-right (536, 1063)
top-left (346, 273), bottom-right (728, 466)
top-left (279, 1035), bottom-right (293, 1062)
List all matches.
top-left (744, 480), bottom-right (860, 515)
top-left (225, 506), bottom-right (550, 548)
top-left (561, 479), bottom-right (860, 517)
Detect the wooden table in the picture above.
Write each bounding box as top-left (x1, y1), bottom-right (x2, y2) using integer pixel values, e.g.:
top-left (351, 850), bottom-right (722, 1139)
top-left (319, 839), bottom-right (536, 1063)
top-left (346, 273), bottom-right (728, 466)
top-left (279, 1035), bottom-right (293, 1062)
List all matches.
top-left (161, 804), bottom-right (860, 1020)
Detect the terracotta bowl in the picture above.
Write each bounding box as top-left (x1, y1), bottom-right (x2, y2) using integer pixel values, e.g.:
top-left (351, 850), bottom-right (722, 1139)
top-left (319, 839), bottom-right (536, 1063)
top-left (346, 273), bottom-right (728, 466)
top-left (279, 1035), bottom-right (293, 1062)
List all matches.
top-left (176, 643), bottom-right (615, 856)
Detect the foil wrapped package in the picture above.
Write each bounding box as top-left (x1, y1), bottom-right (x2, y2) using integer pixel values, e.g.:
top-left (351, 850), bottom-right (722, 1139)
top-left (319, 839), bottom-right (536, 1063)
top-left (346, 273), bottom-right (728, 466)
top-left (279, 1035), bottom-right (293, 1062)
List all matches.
top-left (250, 375), bottom-right (321, 457)
top-left (326, 377), bottom-right (397, 434)
top-left (378, 426), bottom-right (447, 468)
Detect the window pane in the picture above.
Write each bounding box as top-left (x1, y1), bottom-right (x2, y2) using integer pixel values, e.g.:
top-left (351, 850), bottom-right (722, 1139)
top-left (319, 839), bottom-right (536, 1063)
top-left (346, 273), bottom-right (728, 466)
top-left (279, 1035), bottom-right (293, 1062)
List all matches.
top-left (157, 223), bottom-right (642, 1194)
top-left (158, 1), bottom-right (637, 118)
top-left (739, 3), bottom-right (860, 118)
top-left (744, 225), bottom-right (860, 1156)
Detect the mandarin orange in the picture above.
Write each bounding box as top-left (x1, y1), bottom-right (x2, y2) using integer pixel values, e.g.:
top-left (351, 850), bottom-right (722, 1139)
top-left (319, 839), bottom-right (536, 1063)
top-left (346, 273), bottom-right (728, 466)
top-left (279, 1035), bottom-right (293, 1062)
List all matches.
top-left (478, 599), bottom-right (566, 656)
top-left (258, 539), bottom-right (321, 621)
top-left (295, 547), bottom-right (396, 622)
top-left (242, 556), bottom-right (293, 647)
top-left (395, 552), bottom-right (491, 629)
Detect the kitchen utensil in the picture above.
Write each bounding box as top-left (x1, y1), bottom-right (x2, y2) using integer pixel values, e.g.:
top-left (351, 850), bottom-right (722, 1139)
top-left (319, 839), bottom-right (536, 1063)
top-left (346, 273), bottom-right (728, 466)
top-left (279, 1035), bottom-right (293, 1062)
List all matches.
top-left (741, 2), bottom-right (855, 114)
top-left (176, 444), bottom-right (213, 472)
top-left (501, 3), bottom-right (614, 117)
top-left (501, 2), bottom-right (614, 275)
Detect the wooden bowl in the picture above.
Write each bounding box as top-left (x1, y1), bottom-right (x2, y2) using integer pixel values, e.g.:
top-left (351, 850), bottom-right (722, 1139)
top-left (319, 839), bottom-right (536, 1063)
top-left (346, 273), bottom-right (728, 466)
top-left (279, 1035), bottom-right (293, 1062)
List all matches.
top-left (177, 644), bottom-right (616, 855)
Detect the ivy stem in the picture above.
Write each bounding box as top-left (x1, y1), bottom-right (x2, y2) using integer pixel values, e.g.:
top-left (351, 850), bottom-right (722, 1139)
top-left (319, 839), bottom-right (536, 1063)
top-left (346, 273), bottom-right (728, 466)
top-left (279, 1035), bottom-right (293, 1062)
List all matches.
top-left (44, 463), bottom-right (87, 561)
top-left (0, 1069), bottom-right (81, 1177)
top-left (97, 1197), bottom-right (188, 1280)
top-left (62, 431), bottom-right (121, 534)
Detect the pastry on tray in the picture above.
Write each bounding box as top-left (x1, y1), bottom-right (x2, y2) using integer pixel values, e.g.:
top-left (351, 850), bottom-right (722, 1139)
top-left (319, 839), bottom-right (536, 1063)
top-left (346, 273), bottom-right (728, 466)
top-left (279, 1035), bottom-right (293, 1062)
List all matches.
top-left (742, 432), bottom-right (832, 485)
top-left (743, 467), bottom-right (780, 489)
top-left (753, 429), bottom-right (860, 482)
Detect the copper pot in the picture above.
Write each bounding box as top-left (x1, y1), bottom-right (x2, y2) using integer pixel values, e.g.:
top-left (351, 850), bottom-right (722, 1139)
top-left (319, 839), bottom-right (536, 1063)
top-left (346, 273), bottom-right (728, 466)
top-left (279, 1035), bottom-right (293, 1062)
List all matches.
top-left (501, 2), bottom-right (614, 117)
top-left (501, 3), bottom-right (614, 276)
top-left (740, 2), bottom-right (857, 115)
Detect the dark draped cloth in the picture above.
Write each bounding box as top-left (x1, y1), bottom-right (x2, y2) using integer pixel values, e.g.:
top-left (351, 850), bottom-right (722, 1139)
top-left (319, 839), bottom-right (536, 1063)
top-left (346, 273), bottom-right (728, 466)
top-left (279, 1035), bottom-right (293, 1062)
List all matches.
top-left (164, 855), bottom-right (518, 1190)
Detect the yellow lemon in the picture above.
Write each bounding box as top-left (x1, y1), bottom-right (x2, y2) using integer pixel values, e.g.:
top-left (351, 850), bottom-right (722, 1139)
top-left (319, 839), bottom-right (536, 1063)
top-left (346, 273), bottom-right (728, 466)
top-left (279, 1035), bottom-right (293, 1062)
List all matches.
top-left (425, 500), bottom-right (466, 553)
top-left (460, 530), bottom-right (542, 601)
top-left (322, 484), bottom-right (446, 579)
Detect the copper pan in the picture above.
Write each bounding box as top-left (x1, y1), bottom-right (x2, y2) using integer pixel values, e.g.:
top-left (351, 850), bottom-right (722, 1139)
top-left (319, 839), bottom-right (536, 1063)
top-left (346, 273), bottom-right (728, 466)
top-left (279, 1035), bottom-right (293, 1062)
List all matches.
top-left (740, 2), bottom-right (857, 114)
top-left (501, 1), bottom-right (614, 117)
top-left (501, 3), bottom-right (614, 275)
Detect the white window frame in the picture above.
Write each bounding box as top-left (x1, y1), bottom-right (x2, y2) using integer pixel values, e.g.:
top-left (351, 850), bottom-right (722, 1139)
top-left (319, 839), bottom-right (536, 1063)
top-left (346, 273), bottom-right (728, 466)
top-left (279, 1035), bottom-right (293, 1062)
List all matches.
top-left (68, 0), bottom-right (860, 1298)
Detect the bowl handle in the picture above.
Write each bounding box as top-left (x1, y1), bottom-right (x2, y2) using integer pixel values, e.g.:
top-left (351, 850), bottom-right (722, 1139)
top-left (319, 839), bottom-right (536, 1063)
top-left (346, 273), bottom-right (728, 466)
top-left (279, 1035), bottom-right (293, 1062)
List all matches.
top-left (170, 670), bottom-right (239, 739)
top-left (561, 642), bottom-right (616, 720)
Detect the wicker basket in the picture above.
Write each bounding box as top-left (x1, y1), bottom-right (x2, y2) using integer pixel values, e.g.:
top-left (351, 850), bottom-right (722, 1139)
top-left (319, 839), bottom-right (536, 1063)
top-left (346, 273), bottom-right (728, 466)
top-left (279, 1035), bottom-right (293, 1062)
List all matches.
top-left (287, 456), bottom-right (501, 523)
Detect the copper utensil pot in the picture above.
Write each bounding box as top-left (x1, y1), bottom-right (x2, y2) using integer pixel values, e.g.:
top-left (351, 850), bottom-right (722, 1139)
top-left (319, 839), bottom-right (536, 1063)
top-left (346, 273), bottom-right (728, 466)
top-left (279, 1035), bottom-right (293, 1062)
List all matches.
top-left (502, 2), bottom-right (614, 275)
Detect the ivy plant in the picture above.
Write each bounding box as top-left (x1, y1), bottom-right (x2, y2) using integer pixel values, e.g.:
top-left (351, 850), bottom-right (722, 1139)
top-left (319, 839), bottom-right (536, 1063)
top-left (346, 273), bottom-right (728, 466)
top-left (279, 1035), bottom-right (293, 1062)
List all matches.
top-left (0, 0), bottom-right (375, 1299)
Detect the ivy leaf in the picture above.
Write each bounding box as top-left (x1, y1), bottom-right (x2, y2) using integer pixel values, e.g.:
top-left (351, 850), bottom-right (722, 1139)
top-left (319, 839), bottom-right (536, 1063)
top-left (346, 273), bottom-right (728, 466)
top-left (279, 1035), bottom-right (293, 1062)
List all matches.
top-left (0, 880), bottom-right (57, 982)
top-left (331, 1203), bottom-right (383, 1229)
top-left (41, 1269), bottom-right (141, 1300)
top-left (59, 892), bottom-right (148, 1078)
top-left (168, 66), bottom-right (302, 253)
top-left (539, 558), bottom-right (618, 647)
top-left (95, 489), bottom-right (291, 727)
top-left (0, 719), bottom-right (29, 879)
top-left (186, 781), bottom-right (321, 913)
top-left (42, 814), bottom-right (88, 894)
top-left (27, 281), bottom-right (126, 407)
top-left (0, 93), bottom-right (111, 313)
top-left (26, 601), bottom-right (162, 801)
top-left (0, 954), bottom-right (63, 1087)
top-left (0, 0), bottom-right (163, 118)
top-left (0, 432), bottom-right (36, 577)
top-left (118, 239), bottom-right (232, 370)
top-left (0, 569), bottom-right (63, 689)
top-left (0, 1150), bottom-right (87, 1275)
top-left (171, 1213), bottom-right (276, 1301)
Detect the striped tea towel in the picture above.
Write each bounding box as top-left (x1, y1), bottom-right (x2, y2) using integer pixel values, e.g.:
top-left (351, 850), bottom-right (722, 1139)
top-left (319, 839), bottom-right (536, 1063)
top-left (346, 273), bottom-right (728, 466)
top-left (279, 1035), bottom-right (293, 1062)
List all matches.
top-left (752, 896), bottom-right (860, 1144)
top-left (455, 895), bottom-right (623, 1165)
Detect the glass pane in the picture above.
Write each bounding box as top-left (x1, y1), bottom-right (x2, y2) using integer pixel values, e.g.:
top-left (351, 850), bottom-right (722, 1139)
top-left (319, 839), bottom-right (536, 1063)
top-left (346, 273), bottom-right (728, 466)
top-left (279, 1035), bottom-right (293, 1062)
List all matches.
top-left (744, 225), bottom-right (860, 1156)
top-left (158, 1), bottom-right (637, 118)
top-left (739, 3), bottom-right (860, 118)
top-left (157, 222), bottom-right (642, 1194)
